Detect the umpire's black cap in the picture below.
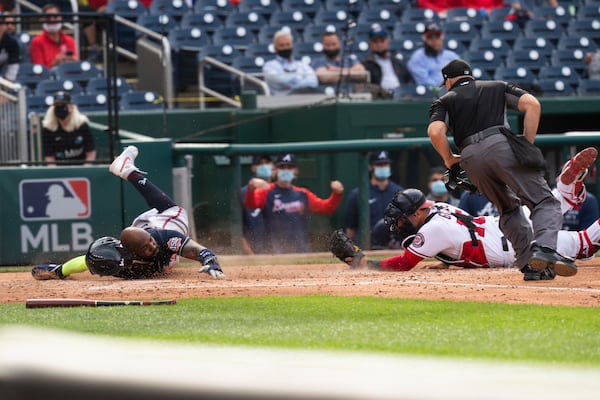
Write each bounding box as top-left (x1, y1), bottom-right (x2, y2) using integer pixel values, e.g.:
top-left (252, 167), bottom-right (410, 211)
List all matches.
top-left (439, 59), bottom-right (473, 86)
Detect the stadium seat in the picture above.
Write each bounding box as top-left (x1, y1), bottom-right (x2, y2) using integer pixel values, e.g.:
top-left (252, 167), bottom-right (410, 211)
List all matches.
top-left (461, 49), bottom-right (505, 76)
top-left (566, 19), bottom-right (600, 46)
top-left (34, 79), bottom-right (85, 97)
top-left (245, 42), bottom-right (276, 57)
top-left (198, 45), bottom-right (242, 97)
top-left (395, 84), bottom-right (438, 100)
top-left (512, 37), bottom-right (555, 61)
top-left (169, 27), bottom-right (211, 50)
top-left (280, 0), bottom-right (323, 19)
top-left (232, 55), bottom-right (268, 74)
top-left (471, 66), bottom-right (492, 80)
top-left (444, 37), bottom-right (467, 55)
top-left (479, 20), bottom-right (523, 45)
top-left (26, 94), bottom-right (55, 115)
top-left (120, 90), bottom-right (165, 111)
top-left (15, 62), bottom-right (52, 90)
top-left (400, 8), bottom-right (440, 24)
top-left (505, 49), bottom-right (549, 73)
top-left (389, 37), bottom-right (422, 54)
top-left (148, 0), bottom-right (192, 22)
top-left (535, 79), bottom-right (575, 97)
top-left (105, 0), bottom-right (148, 53)
top-left (576, 78), bottom-right (600, 96)
top-left (357, 9), bottom-right (397, 32)
top-left (349, 39), bottom-right (371, 58)
top-left (15, 32), bottom-right (32, 63)
top-left (577, 5), bottom-right (600, 21)
top-left (312, 10), bottom-right (350, 30)
top-left (531, 5), bottom-right (574, 28)
top-left (557, 36), bottom-right (598, 51)
top-left (323, 0), bottom-right (366, 12)
top-left (551, 48), bottom-right (588, 74)
top-left (295, 41), bottom-right (323, 65)
top-left (71, 93), bottom-right (110, 112)
top-left (238, 0), bottom-right (281, 18)
top-left (136, 13), bottom-right (178, 39)
top-left (303, 23), bottom-right (341, 42)
top-left (270, 10), bottom-right (313, 32)
top-left (51, 61), bottom-right (103, 87)
top-left (393, 21), bottom-right (428, 39)
top-left (468, 37), bottom-right (511, 60)
top-left (169, 27), bottom-right (212, 88)
top-left (487, 6), bottom-right (513, 21)
top-left (493, 66), bottom-right (537, 85)
top-left (86, 77), bottom-right (133, 99)
top-left (537, 65), bottom-right (581, 88)
top-left (212, 27), bottom-right (256, 48)
top-left (198, 44), bottom-right (243, 65)
top-left (366, 0), bottom-right (409, 17)
top-left (194, 0), bottom-right (236, 19)
top-left (225, 12), bottom-right (269, 35)
top-left (442, 20), bottom-right (480, 48)
top-left (258, 25), bottom-right (302, 44)
top-left (445, 7), bottom-right (485, 29)
top-left (180, 12), bottom-right (224, 36)
top-left (523, 19), bottom-right (565, 45)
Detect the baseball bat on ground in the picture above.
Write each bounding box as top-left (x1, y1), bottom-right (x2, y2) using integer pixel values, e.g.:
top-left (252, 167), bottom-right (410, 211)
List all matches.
top-left (25, 298), bottom-right (177, 308)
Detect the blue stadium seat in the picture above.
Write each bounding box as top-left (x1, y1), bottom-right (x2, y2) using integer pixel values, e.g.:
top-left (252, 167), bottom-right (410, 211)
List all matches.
top-left (551, 48), bottom-right (588, 74)
top-left (212, 27), bottom-right (256, 48)
top-left (168, 27), bottom-right (212, 50)
top-left (505, 49), bottom-right (549, 72)
top-left (535, 79), bottom-right (575, 97)
top-left (245, 42), bottom-right (276, 57)
top-left (357, 9), bottom-right (397, 32)
top-left (442, 20), bottom-right (480, 48)
top-left (149, 0), bottom-right (192, 22)
top-left (169, 27), bottom-right (212, 89)
top-left (323, 0), bottom-right (366, 12)
top-left (461, 49), bottom-right (505, 76)
top-left (105, 0), bottom-right (148, 53)
top-left (577, 5), bottom-right (600, 20)
top-left (531, 5), bottom-right (574, 28)
top-left (468, 37), bottom-right (511, 60)
top-left (312, 10), bottom-right (350, 30)
top-left (258, 25), bottom-right (303, 44)
top-left (136, 13), bottom-right (178, 39)
top-left (71, 93), bottom-right (110, 112)
top-left (366, 0), bottom-right (409, 17)
top-left (349, 39), bottom-right (371, 58)
top-left (15, 63), bottom-right (52, 90)
top-left (444, 37), bottom-right (467, 54)
top-left (120, 91), bottom-right (165, 111)
top-left (198, 45), bottom-right (243, 97)
top-left (389, 37), bottom-right (422, 54)
top-left (239, 0), bottom-right (281, 18)
top-left (557, 36), bottom-right (598, 51)
top-left (512, 37), bottom-right (555, 61)
top-left (281, 0), bottom-right (324, 19)
top-left (180, 12), bottom-right (224, 36)
top-left (295, 41), bottom-right (323, 65)
top-left (471, 66), bottom-right (492, 80)
top-left (26, 94), bottom-right (55, 116)
top-left (51, 61), bottom-right (103, 87)
top-left (537, 65), bottom-right (581, 87)
top-left (479, 20), bottom-right (523, 45)
top-left (487, 6), bottom-right (513, 21)
top-left (302, 23), bottom-right (341, 42)
top-left (445, 7), bottom-right (486, 29)
top-left (566, 19), bottom-right (600, 46)
top-left (395, 84), bottom-right (438, 100)
top-left (523, 19), bottom-right (565, 45)
top-left (393, 21), bottom-right (428, 38)
top-left (198, 44), bottom-right (243, 65)
top-left (400, 8), bottom-right (440, 24)
top-left (225, 12), bottom-right (269, 35)
top-left (86, 77), bottom-right (133, 99)
top-left (34, 79), bottom-right (85, 97)
top-left (576, 78), bottom-right (600, 95)
top-left (493, 66), bottom-right (537, 85)
top-left (232, 55), bottom-right (269, 74)
top-left (15, 32), bottom-right (32, 63)
top-left (270, 10), bottom-right (313, 32)
top-left (194, 0), bottom-right (236, 19)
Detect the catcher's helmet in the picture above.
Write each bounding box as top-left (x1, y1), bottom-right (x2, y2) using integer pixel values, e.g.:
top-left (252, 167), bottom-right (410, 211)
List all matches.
top-left (384, 189), bottom-right (431, 231)
top-left (85, 236), bottom-right (132, 276)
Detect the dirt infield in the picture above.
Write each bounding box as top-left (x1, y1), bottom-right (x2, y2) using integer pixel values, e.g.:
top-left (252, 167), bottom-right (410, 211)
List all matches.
top-left (3, 253), bottom-right (600, 307)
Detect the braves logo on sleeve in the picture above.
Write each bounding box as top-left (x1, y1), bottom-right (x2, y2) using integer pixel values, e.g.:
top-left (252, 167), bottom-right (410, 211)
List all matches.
top-left (166, 237), bottom-right (183, 253)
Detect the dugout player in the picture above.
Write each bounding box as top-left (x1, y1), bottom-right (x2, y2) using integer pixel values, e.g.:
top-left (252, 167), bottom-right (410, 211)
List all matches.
top-left (426, 59), bottom-right (593, 279)
top-left (31, 146), bottom-right (224, 280)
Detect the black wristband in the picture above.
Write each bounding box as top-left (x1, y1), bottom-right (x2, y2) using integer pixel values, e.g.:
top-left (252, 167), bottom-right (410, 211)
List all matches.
top-left (198, 248), bottom-right (216, 265)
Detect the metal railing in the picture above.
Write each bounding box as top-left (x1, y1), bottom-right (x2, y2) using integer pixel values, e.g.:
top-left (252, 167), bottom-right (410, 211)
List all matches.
top-left (0, 79), bottom-right (28, 162)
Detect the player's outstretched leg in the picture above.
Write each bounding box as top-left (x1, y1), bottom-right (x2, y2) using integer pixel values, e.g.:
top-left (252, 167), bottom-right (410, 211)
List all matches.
top-left (560, 147), bottom-right (597, 185)
top-left (109, 145), bottom-right (143, 179)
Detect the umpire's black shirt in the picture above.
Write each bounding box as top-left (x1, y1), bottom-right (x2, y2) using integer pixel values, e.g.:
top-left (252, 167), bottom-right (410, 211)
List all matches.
top-left (429, 77), bottom-right (530, 149)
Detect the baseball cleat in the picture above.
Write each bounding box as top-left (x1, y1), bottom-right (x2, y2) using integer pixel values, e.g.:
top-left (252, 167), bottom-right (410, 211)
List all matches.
top-left (521, 265), bottom-right (555, 281)
top-left (31, 264), bottom-right (65, 280)
top-left (560, 147), bottom-right (597, 185)
top-left (528, 244), bottom-right (577, 277)
top-left (109, 145), bottom-right (140, 179)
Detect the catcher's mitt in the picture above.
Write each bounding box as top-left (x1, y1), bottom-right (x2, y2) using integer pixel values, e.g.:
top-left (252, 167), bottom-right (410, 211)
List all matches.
top-left (329, 229), bottom-right (364, 268)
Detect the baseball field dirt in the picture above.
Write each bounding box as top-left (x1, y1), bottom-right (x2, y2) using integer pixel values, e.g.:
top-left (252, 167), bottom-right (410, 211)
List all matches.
top-left (2, 252), bottom-right (600, 307)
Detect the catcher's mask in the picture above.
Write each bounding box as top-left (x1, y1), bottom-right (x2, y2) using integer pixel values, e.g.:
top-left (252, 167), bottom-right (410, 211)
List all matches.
top-left (85, 236), bottom-right (133, 276)
top-left (384, 188), bottom-right (432, 231)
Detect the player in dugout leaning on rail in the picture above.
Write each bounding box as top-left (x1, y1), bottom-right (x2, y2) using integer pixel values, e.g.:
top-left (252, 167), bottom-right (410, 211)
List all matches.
top-left (32, 146), bottom-right (225, 280)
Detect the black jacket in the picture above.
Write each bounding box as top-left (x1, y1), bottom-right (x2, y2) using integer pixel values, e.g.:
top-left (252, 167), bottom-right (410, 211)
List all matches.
top-left (362, 51), bottom-right (414, 87)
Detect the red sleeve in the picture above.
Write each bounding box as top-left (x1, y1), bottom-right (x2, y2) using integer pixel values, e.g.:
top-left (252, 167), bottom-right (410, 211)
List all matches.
top-left (378, 249), bottom-right (424, 271)
top-left (244, 183), bottom-right (274, 209)
top-left (29, 37), bottom-right (44, 66)
top-left (297, 187), bottom-right (343, 215)
top-left (63, 34), bottom-right (78, 59)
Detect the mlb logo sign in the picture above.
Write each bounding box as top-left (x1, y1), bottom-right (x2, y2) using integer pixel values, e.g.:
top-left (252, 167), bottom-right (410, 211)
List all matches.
top-left (20, 178), bottom-right (91, 221)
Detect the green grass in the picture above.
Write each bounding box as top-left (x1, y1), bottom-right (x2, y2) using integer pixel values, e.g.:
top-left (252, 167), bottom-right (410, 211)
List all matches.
top-left (2, 296), bottom-right (599, 366)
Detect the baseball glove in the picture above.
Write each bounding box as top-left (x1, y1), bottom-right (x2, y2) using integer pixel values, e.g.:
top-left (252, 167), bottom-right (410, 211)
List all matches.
top-left (329, 229), bottom-right (364, 268)
top-left (443, 164), bottom-right (478, 193)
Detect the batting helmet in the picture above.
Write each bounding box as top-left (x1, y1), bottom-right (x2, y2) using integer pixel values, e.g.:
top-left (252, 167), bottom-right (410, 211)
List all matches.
top-left (85, 236), bottom-right (132, 276)
top-left (384, 189), bottom-right (431, 231)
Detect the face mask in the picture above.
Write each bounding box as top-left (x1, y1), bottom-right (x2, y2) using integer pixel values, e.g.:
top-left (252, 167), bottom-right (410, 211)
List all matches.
top-left (277, 49), bottom-right (292, 59)
top-left (256, 164), bottom-right (272, 180)
top-left (324, 49), bottom-right (340, 58)
top-left (431, 180), bottom-right (447, 196)
top-left (277, 169), bottom-right (294, 183)
top-left (54, 104), bottom-right (70, 120)
top-left (373, 166), bottom-right (391, 181)
top-left (43, 23), bottom-right (62, 33)
top-left (374, 50), bottom-right (388, 57)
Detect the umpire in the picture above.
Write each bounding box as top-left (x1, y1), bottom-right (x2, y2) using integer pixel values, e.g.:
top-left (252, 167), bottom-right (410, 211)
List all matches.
top-left (426, 59), bottom-right (577, 279)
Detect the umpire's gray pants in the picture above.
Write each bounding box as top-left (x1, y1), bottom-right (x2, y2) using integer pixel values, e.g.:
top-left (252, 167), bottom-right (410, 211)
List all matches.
top-left (460, 132), bottom-right (562, 269)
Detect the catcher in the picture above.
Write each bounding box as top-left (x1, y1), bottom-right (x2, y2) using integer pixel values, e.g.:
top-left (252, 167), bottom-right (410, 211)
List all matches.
top-left (330, 148), bottom-right (599, 281)
top-left (31, 145), bottom-right (224, 280)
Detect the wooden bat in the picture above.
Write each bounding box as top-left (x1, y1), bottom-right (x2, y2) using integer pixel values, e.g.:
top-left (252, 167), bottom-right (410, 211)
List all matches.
top-left (25, 298), bottom-right (177, 308)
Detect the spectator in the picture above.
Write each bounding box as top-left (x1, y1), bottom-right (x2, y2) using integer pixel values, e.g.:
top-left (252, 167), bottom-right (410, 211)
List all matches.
top-left (262, 29), bottom-right (319, 95)
top-left (562, 193), bottom-right (599, 231)
top-left (344, 150), bottom-right (404, 249)
top-left (458, 191), bottom-right (499, 217)
top-left (311, 31), bottom-right (367, 85)
top-left (244, 153), bottom-right (344, 253)
top-left (0, 12), bottom-right (19, 81)
top-left (41, 91), bottom-right (96, 165)
top-left (240, 154), bottom-right (274, 255)
top-left (29, 3), bottom-right (78, 69)
top-left (425, 166), bottom-right (460, 206)
top-left (585, 51), bottom-right (600, 80)
top-left (361, 23), bottom-right (414, 99)
top-left (407, 22), bottom-right (461, 89)
top-left (77, 0), bottom-right (106, 61)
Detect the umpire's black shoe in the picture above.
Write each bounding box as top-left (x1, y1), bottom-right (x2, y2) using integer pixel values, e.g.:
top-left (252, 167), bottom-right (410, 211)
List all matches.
top-left (528, 244), bottom-right (577, 277)
top-left (521, 265), bottom-right (556, 281)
